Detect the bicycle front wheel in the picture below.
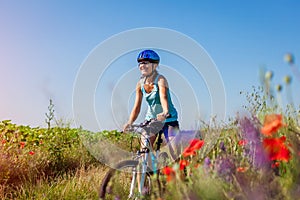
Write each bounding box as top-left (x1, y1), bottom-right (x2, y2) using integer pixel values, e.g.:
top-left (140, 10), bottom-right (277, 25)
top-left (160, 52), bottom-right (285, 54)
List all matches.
top-left (99, 160), bottom-right (153, 200)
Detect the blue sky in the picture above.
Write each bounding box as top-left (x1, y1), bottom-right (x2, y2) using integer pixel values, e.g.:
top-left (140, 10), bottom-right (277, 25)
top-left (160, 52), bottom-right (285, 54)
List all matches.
top-left (1, 1), bottom-right (300, 131)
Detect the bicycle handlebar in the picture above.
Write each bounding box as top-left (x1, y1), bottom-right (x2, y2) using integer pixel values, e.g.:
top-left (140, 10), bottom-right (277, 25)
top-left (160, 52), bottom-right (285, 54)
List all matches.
top-left (123, 119), bottom-right (163, 134)
top-left (122, 114), bottom-right (171, 134)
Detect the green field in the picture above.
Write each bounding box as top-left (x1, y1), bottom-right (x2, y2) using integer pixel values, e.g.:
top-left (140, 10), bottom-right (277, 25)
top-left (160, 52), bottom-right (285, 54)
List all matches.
top-left (1, 64), bottom-right (300, 199)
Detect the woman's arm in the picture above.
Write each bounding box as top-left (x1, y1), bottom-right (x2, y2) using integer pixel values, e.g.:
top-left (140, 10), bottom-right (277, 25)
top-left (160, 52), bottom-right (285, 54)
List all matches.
top-left (123, 81), bottom-right (143, 130)
top-left (157, 75), bottom-right (170, 121)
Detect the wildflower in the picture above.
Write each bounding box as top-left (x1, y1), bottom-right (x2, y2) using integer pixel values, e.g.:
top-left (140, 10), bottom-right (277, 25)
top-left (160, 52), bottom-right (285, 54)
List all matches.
top-left (1, 139), bottom-right (6, 144)
top-left (179, 159), bottom-right (189, 170)
top-left (162, 166), bottom-right (176, 182)
top-left (263, 136), bottom-right (291, 162)
top-left (236, 167), bottom-right (247, 172)
top-left (194, 163), bottom-right (200, 168)
top-left (29, 151), bottom-right (35, 155)
top-left (203, 157), bottom-right (212, 173)
top-left (204, 157), bottom-right (211, 167)
top-left (239, 117), bottom-right (270, 169)
top-left (271, 161), bottom-right (280, 168)
top-left (189, 139), bottom-right (204, 151)
top-left (215, 156), bottom-right (236, 182)
top-left (182, 139), bottom-right (204, 157)
top-left (219, 141), bottom-right (226, 152)
top-left (20, 141), bottom-right (26, 149)
top-left (239, 116), bottom-right (261, 143)
top-left (238, 140), bottom-right (247, 146)
top-left (182, 147), bottom-right (196, 157)
top-left (261, 114), bottom-right (286, 136)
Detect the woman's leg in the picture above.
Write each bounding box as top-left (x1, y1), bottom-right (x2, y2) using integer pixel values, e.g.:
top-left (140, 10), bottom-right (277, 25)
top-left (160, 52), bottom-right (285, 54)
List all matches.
top-left (163, 122), bottom-right (180, 160)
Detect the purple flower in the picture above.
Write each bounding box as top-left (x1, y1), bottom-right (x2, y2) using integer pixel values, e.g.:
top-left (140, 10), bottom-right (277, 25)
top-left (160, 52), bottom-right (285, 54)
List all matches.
top-left (203, 157), bottom-right (211, 174)
top-left (204, 157), bottom-right (211, 167)
top-left (220, 141), bottom-right (226, 152)
top-left (239, 116), bottom-right (260, 144)
top-left (215, 156), bottom-right (236, 182)
top-left (238, 116), bottom-right (270, 169)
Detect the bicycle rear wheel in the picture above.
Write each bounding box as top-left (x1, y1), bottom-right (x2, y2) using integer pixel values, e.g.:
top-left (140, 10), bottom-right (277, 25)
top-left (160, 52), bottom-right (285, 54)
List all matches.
top-left (99, 160), bottom-right (153, 200)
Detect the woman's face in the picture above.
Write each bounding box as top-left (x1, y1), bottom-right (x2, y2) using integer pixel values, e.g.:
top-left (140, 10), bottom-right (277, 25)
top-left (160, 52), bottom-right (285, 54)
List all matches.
top-left (138, 61), bottom-right (157, 76)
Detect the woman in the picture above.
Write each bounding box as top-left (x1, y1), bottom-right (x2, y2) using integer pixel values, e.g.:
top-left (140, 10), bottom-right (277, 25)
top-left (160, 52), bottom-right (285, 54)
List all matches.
top-left (123, 49), bottom-right (179, 151)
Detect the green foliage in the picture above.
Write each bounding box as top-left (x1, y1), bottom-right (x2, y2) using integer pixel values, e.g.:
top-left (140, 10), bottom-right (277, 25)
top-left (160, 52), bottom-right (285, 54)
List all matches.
top-left (0, 120), bottom-right (96, 189)
top-left (1, 107), bottom-right (300, 199)
top-left (0, 119), bottom-right (145, 198)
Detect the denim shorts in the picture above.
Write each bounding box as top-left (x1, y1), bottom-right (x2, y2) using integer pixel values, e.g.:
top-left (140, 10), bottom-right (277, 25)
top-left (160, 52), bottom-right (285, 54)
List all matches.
top-left (160, 121), bottom-right (179, 139)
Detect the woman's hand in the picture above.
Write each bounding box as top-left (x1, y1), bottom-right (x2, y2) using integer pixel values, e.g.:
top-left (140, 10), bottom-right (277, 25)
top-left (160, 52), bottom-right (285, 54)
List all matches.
top-left (157, 112), bottom-right (169, 121)
top-left (123, 123), bottom-right (132, 132)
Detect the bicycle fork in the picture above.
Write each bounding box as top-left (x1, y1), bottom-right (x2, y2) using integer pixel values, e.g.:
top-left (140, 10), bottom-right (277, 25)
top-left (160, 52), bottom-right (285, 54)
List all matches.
top-left (139, 151), bottom-right (148, 194)
top-left (129, 165), bottom-right (137, 198)
top-left (128, 134), bottom-right (150, 198)
top-left (128, 152), bottom-right (149, 199)
top-left (129, 132), bottom-right (161, 198)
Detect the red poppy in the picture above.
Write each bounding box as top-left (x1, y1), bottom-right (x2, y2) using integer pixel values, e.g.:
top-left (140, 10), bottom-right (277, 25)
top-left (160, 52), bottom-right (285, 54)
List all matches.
top-left (238, 140), bottom-right (247, 146)
top-left (189, 139), bottom-right (204, 151)
top-left (261, 114), bottom-right (286, 136)
top-left (29, 151), bottom-right (35, 155)
top-left (236, 167), bottom-right (247, 172)
top-left (1, 139), bottom-right (6, 144)
top-left (263, 136), bottom-right (291, 162)
top-left (20, 141), bottom-right (26, 149)
top-left (182, 147), bottom-right (196, 157)
top-left (272, 162), bottom-right (280, 168)
top-left (182, 139), bottom-right (204, 157)
top-left (162, 166), bottom-right (176, 182)
top-left (194, 163), bottom-right (200, 169)
top-left (179, 159), bottom-right (189, 170)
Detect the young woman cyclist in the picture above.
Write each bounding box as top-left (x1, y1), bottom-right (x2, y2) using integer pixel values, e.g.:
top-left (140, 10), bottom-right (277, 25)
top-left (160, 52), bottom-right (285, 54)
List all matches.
top-left (123, 49), bottom-right (180, 156)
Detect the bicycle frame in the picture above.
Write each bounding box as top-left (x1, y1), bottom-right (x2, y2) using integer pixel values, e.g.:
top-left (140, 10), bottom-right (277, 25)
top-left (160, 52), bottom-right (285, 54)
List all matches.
top-left (127, 122), bottom-right (163, 198)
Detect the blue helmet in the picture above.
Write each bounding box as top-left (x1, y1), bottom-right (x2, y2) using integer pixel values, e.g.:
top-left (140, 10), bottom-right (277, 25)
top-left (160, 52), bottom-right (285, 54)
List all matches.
top-left (137, 50), bottom-right (160, 63)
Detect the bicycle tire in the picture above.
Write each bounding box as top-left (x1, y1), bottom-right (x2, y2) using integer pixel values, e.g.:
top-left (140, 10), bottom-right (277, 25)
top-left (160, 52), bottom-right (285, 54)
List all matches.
top-left (99, 160), bottom-right (153, 200)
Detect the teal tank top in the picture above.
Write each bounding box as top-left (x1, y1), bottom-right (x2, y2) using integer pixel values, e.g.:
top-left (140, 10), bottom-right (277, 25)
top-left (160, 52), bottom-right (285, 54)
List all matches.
top-left (140, 74), bottom-right (178, 122)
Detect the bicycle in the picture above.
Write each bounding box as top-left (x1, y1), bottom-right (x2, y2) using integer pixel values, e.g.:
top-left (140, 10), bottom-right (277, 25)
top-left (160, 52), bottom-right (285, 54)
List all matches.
top-left (99, 119), bottom-right (174, 200)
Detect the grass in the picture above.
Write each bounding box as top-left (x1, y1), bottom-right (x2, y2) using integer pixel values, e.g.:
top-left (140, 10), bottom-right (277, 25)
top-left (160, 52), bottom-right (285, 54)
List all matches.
top-left (11, 165), bottom-right (106, 200)
top-left (1, 108), bottom-right (299, 199)
top-left (0, 119), bottom-right (141, 199)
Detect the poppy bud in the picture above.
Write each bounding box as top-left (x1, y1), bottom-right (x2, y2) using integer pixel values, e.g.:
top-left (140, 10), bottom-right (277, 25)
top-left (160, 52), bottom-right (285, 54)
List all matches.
top-left (275, 84), bottom-right (282, 92)
top-left (283, 75), bottom-right (292, 85)
top-left (265, 71), bottom-right (273, 80)
top-left (284, 53), bottom-right (294, 65)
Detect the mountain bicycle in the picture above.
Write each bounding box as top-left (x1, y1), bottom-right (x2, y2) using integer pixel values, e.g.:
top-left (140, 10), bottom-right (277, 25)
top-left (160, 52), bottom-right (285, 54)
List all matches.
top-left (99, 119), bottom-right (174, 200)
